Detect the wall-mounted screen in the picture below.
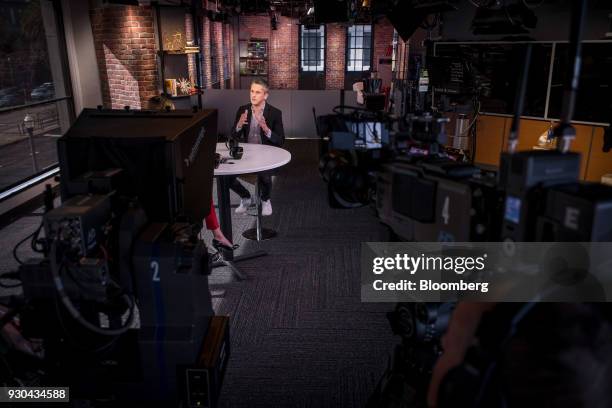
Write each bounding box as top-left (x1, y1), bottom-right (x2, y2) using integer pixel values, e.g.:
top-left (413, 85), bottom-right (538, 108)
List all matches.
top-left (547, 42), bottom-right (612, 124)
top-left (433, 43), bottom-right (553, 118)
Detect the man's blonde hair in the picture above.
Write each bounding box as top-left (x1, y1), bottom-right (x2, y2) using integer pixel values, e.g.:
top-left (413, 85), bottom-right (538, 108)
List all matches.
top-left (250, 78), bottom-right (269, 92)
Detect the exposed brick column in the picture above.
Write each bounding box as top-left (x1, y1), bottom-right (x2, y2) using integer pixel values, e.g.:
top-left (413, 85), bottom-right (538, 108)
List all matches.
top-left (227, 22), bottom-right (235, 88)
top-left (213, 21), bottom-right (225, 88)
top-left (270, 16), bottom-right (298, 89)
top-left (201, 16), bottom-right (212, 88)
top-left (325, 23), bottom-right (345, 90)
top-left (90, 5), bottom-right (158, 109)
top-left (185, 13), bottom-right (197, 85)
top-left (396, 37), bottom-right (409, 80)
top-left (223, 23), bottom-right (231, 89)
top-left (373, 18), bottom-right (395, 71)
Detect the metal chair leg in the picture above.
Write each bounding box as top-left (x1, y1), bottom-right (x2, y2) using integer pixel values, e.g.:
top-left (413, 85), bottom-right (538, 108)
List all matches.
top-left (243, 175), bottom-right (276, 241)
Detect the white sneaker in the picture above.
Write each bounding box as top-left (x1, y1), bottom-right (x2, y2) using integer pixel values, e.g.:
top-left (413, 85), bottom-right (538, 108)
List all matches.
top-left (236, 197), bottom-right (253, 214)
top-left (261, 200), bottom-right (272, 216)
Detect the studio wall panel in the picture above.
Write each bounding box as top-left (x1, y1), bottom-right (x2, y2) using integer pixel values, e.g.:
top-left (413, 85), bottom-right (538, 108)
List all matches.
top-left (586, 127), bottom-right (612, 182)
top-left (474, 115), bottom-right (506, 166)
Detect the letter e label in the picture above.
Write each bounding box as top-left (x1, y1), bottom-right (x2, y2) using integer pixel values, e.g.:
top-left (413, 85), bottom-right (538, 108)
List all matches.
top-left (564, 207), bottom-right (579, 230)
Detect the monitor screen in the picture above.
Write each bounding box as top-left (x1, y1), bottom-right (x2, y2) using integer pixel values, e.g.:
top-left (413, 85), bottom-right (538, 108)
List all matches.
top-left (547, 42), bottom-right (612, 123)
top-left (349, 121), bottom-right (388, 149)
top-left (434, 43), bottom-right (553, 117)
top-left (59, 109), bottom-right (218, 223)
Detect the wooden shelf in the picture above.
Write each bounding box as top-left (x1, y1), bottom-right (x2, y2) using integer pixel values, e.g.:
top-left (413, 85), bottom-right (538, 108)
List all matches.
top-left (239, 38), bottom-right (269, 77)
top-left (162, 49), bottom-right (199, 55)
top-left (154, 3), bottom-right (202, 109)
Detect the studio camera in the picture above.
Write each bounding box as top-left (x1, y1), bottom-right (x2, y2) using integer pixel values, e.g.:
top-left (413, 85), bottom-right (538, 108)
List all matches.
top-left (1, 108), bottom-right (230, 407)
top-left (370, 2), bottom-right (612, 407)
top-left (316, 104), bottom-right (394, 208)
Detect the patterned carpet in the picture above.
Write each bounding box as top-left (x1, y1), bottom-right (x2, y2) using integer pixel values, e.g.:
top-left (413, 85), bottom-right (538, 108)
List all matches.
top-left (210, 139), bottom-right (396, 408)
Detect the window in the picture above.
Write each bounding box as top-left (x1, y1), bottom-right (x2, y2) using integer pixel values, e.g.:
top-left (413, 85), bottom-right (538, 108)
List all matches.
top-left (300, 25), bottom-right (325, 72)
top-left (346, 25), bottom-right (372, 72)
top-left (0, 0), bottom-right (74, 195)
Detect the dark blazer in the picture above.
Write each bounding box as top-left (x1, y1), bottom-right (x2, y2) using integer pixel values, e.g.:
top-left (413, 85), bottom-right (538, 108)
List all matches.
top-left (231, 103), bottom-right (285, 147)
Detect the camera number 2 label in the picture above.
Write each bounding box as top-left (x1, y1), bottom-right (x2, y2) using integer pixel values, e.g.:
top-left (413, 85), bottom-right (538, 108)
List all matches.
top-left (151, 260), bottom-right (160, 282)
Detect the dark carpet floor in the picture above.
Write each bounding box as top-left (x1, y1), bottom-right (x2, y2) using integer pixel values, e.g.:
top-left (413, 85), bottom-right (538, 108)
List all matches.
top-left (212, 139), bottom-right (396, 408)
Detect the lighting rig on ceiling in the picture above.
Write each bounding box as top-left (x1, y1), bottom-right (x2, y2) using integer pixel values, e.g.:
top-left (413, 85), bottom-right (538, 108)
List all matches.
top-left (469, 0), bottom-right (539, 35)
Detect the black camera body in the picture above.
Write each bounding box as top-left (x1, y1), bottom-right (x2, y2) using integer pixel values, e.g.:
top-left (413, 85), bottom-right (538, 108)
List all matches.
top-left (536, 181), bottom-right (612, 242)
top-left (317, 106), bottom-right (394, 208)
top-left (499, 150), bottom-right (581, 242)
top-left (377, 156), bottom-right (503, 242)
top-left (12, 109), bottom-right (228, 407)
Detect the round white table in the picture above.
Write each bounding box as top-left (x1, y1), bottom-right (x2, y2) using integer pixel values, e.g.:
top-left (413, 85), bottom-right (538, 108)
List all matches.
top-left (213, 142), bottom-right (291, 280)
top-left (215, 142), bottom-right (291, 176)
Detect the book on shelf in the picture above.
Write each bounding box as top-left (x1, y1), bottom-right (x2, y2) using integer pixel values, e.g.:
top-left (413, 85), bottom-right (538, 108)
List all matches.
top-left (165, 78), bottom-right (177, 97)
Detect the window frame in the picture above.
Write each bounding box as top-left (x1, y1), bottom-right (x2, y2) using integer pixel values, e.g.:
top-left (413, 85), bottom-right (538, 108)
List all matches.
top-left (299, 24), bottom-right (326, 73)
top-left (0, 0), bottom-right (75, 201)
top-left (346, 24), bottom-right (373, 72)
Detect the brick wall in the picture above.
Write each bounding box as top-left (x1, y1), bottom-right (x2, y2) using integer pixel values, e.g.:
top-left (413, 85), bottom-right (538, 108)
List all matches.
top-left (213, 21), bottom-right (225, 88)
top-left (239, 15), bottom-right (271, 41)
top-left (201, 17), bottom-right (213, 88)
top-left (222, 23), bottom-right (235, 88)
top-left (185, 13), bottom-right (197, 84)
top-left (396, 36), bottom-right (409, 80)
top-left (235, 17), bottom-right (394, 90)
top-left (270, 16), bottom-right (298, 89)
top-left (226, 23), bottom-right (235, 88)
top-left (238, 15), bottom-right (298, 89)
top-left (89, 6), bottom-right (394, 100)
top-left (373, 18), bottom-right (395, 89)
top-left (373, 18), bottom-right (395, 72)
top-left (90, 5), bottom-right (158, 109)
top-left (325, 23), bottom-right (345, 90)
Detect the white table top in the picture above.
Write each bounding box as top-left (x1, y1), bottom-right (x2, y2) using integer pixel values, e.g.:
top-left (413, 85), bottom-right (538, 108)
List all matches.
top-left (214, 142), bottom-right (292, 176)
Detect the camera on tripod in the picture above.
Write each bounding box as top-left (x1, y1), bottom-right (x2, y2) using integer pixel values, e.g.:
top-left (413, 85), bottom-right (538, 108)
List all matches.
top-left (316, 105), bottom-right (393, 208)
top-left (5, 108), bottom-right (230, 407)
top-left (377, 38), bottom-right (612, 244)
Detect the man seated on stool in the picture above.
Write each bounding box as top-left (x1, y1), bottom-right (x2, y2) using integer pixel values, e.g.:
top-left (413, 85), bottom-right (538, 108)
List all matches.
top-left (230, 78), bottom-right (285, 216)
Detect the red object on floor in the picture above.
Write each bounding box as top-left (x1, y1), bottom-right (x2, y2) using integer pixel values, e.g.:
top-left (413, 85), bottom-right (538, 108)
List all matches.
top-left (204, 197), bottom-right (219, 230)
